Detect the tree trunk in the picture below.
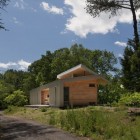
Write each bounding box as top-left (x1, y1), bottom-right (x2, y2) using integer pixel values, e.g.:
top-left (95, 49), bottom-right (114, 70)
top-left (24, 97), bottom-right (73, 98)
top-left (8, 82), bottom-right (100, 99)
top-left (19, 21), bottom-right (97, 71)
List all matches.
top-left (129, 0), bottom-right (139, 50)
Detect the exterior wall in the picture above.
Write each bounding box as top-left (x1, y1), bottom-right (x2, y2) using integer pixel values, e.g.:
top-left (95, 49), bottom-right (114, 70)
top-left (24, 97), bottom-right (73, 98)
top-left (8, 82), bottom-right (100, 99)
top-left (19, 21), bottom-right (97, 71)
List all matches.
top-left (30, 80), bottom-right (63, 107)
top-left (30, 76), bottom-right (105, 107)
top-left (64, 79), bottom-right (97, 106)
top-left (30, 88), bottom-right (41, 105)
top-left (49, 81), bottom-right (63, 107)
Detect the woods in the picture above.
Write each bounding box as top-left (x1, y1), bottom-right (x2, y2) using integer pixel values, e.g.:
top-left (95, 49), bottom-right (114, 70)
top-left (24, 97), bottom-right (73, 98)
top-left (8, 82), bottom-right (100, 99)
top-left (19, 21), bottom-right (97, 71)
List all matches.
top-left (1, 42), bottom-right (140, 108)
top-left (0, 44), bottom-right (119, 108)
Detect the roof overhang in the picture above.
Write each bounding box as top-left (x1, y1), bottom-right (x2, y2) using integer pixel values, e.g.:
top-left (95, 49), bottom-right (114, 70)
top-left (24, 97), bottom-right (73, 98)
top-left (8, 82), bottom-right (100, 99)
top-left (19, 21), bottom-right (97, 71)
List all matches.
top-left (61, 75), bottom-right (108, 85)
top-left (57, 64), bottom-right (97, 79)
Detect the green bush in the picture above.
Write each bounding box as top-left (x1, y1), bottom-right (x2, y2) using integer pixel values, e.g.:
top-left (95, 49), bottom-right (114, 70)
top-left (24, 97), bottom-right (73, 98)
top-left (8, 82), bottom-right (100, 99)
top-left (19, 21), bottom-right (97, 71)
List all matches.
top-left (4, 90), bottom-right (27, 106)
top-left (0, 93), bottom-right (8, 109)
top-left (40, 107), bottom-right (47, 112)
top-left (119, 92), bottom-right (140, 107)
top-left (4, 106), bottom-right (19, 113)
top-left (98, 82), bottom-right (127, 105)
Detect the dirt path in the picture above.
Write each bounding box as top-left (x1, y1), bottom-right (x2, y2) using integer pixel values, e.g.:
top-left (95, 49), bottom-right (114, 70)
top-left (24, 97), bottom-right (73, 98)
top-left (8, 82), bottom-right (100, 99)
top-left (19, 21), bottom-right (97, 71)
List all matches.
top-left (0, 113), bottom-right (91, 140)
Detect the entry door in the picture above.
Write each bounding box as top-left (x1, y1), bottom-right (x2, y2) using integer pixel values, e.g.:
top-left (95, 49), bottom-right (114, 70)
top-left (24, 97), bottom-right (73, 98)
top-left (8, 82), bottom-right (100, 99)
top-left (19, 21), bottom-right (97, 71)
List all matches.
top-left (64, 87), bottom-right (69, 106)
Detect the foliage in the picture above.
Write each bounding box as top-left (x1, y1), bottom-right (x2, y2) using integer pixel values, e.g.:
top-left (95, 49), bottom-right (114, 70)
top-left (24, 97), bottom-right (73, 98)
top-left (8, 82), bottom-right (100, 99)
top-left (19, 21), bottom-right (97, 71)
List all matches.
top-left (0, 80), bottom-right (14, 109)
top-left (0, 0), bottom-right (9, 30)
top-left (119, 92), bottom-right (140, 107)
top-left (28, 44), bottom-right (118, 88)
top-left (4, 105), bottom-right (19, 113)
top-left (40, 107), bottom-right (47, 112)
top-left (4, 90), bottom-right (28, 106)
top-left (98, 75), bottom-right (127, 105)
top-left (121, 41), bottom-right (140, 92)
top-left (86, 0), bottom-right (140, 49)
top-left (3, 69), bottom-right (29, 90)
top-left (4, 106), bottom-right (140, 140)
top-left (0, 44), bottom-right (118, 108)
top-left (98, 84), bottom-right (125, 105)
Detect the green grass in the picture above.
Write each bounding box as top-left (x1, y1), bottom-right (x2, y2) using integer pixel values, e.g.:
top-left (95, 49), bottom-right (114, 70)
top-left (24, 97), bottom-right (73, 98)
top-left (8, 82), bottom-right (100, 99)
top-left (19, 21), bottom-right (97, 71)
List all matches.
top-left (4, 106), bottom-right (140, 140)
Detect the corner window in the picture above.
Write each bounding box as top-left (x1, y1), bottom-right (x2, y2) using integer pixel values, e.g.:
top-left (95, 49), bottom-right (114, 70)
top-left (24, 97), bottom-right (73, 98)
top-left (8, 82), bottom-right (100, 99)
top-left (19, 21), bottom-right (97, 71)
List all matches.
top-left (89, 84), bottom-right (95, 87)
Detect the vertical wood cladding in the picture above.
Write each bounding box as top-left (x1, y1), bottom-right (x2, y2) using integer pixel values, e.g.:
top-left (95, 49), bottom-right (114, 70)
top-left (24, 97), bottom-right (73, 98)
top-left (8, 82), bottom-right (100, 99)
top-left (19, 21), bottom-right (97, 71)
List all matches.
top-left (41, 89), bottom-right (49, 105)
top-left (64, 79), bottom-right (97, 106)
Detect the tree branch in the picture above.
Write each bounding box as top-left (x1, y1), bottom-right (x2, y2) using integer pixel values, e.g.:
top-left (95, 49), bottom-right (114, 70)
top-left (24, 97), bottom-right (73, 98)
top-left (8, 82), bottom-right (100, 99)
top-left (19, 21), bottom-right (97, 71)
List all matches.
top-left (116, 4), bottom-right (131, 9)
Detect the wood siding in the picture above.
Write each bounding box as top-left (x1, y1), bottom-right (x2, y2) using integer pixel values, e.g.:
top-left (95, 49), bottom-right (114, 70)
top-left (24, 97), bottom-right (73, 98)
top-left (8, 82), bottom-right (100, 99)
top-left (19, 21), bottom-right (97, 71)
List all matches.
top-left (41, 89), bottom-right (49, 105)
top-left (64, 79), bottom-right (97, 106)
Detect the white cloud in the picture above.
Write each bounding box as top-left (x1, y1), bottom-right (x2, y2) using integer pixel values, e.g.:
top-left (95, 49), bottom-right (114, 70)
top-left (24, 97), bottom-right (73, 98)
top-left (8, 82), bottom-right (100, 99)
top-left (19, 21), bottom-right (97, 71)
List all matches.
top-left (14, 0), bottom-right (27, 10)
top-left (0, 60), bottom-right (31, 71)
top-left (18, 59), bottom-right (31, 70)
top-left (40, 2), bottom-right (64, 15)
top-left (0, 62), bottom-right (17, 69)
top-left (64, 0), bottom-right (140, 38)
top-left (115, 41), bottom-right (127, 47)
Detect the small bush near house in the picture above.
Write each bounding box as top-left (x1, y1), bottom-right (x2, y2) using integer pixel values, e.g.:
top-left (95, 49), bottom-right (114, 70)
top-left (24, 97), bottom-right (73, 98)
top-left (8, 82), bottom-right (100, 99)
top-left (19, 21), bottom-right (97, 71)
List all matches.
top-left (4, 90), bottom-right (27, 106)
top-left (119, 92), bottom-right (140, 107)
top-left (98, 82), bottom-right (127, 105)
top-left (40, 107), bottom-right (47, 112)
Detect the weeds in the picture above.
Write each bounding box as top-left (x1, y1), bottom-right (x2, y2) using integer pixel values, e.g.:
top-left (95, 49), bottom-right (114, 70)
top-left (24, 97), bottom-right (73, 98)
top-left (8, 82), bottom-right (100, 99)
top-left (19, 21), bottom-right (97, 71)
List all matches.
top-left (40, 107), bottom-right (47, 112)
top-left (4, 106), bottom-right (140, 140)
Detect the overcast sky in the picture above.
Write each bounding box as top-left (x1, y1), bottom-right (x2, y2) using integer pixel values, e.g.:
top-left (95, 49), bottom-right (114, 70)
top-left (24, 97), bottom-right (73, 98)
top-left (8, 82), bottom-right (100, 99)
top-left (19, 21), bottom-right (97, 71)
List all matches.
top-left (0, 0), bottom-right (140, 71)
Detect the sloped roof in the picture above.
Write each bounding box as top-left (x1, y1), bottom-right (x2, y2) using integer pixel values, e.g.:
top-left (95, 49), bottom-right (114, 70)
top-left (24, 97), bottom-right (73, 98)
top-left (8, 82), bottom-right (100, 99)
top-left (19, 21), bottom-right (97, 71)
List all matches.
top-left (57, 64), bottom-right (97, 79)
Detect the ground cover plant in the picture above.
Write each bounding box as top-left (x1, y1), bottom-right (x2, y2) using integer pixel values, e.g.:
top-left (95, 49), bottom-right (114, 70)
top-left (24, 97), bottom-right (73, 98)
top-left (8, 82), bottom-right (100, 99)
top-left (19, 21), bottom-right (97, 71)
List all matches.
top-left (4, 106), bottom-right (140, 140)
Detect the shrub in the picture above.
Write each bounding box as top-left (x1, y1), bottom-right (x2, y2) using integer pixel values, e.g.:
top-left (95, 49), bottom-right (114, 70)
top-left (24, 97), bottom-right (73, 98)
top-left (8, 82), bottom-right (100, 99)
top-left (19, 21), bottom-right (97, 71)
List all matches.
top-left (4, 106), bottom-right (19, 113)
top-left (98, 82), bottom-right (127, 105)
top-left (119, 92), bottom-right (140, 107)
top-left (40, 107), bottom-right (47, 112)
top-left (4, 90), bottom-right (27, 106)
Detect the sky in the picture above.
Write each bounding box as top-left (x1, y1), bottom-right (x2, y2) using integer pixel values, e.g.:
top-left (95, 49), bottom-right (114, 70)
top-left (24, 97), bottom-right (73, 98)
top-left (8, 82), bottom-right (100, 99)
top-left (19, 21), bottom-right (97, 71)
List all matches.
top-left (0, 0), bottom-right (140, 71)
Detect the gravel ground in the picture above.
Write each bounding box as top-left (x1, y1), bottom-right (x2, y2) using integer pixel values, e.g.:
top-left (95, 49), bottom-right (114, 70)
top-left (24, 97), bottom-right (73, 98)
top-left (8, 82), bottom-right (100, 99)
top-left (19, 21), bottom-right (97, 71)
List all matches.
top-left (0, 113), bottom-right (91, 140)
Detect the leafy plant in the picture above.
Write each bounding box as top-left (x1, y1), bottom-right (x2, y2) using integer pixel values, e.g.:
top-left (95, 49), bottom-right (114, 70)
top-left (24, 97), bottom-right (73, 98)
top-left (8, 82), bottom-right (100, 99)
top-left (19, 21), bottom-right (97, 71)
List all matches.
top-left (40, 107), bottom-right (47, 112)
top-left (4, 90), bottom-right (27, 106)
top-left (119, 92), bottom-right (140, 107)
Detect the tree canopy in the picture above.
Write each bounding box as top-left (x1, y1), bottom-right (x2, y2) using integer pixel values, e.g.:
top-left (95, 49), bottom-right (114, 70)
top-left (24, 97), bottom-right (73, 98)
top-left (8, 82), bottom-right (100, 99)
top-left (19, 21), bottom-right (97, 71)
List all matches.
top-left (86, 0), bottom-right (140, 49)
top-left (28, 44), bottom-right (118, 88)
top-left (0, 0), bottom-right (9, 30)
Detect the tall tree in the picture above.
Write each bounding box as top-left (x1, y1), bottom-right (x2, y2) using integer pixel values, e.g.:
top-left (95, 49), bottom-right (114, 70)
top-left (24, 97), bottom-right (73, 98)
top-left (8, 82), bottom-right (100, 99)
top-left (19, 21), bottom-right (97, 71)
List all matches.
top-left (0, 0), bottom-right (9, 30)
top-left (121, 39), bottom-right (140, 92)
top-left (86, 0), bottom-right (140, 50)
top-left (91, 50), bottom-right (118, 76)
top-left (28, 44), bottom-right (118, 89)
top-left (121, 45), bottom-right (134, 91)
top-left (3, 69), bottom-right (28, 90)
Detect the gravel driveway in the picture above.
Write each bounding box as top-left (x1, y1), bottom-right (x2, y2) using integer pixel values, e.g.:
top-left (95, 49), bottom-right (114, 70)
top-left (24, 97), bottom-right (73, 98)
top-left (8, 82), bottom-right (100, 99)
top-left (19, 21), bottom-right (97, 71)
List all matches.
top-left (0, 113), bottom-right (91, 140)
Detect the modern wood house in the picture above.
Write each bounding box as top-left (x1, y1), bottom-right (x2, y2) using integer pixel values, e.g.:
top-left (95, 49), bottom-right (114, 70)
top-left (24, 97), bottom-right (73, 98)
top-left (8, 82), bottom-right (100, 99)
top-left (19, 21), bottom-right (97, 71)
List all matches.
top-left (30, 64), bottom-right (108, 107)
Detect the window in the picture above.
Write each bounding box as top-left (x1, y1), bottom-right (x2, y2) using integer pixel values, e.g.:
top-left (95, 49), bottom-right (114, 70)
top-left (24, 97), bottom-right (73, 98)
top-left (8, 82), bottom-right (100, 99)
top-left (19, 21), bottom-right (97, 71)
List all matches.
top-left (73, 74), bottom-right (79, 77)
top-left (89, 84), bottom-right (95, 87)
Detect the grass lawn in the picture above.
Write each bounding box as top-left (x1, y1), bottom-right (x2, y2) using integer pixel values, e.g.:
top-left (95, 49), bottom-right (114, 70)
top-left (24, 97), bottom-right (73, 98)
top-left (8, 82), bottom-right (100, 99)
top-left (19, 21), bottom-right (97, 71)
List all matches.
top-left (4, 106), bottom-right (140, 140)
